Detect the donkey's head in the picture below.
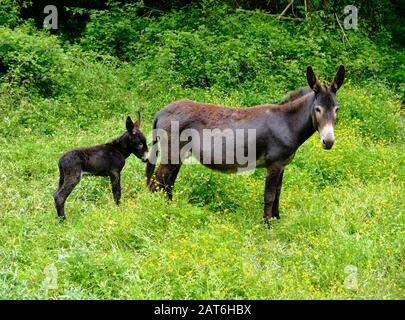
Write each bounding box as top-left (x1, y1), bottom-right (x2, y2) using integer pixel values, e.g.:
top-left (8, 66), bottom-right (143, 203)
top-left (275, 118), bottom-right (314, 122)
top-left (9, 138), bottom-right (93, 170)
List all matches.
top-left (307, 65), bottom-right (345, 150)
top-left (126, 113), bottom-right (148, 162)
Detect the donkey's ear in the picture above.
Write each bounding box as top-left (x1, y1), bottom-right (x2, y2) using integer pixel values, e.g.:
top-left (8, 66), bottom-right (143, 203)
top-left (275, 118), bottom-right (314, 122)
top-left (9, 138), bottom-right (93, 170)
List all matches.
top-left (306, 65), bottom-right (321, 93)
top-left (134, 112), bottom-right (141, 129)
top-left (331, 65), bottom-right (345, 92)
top-left (126, 116), bottom-right (134, 133)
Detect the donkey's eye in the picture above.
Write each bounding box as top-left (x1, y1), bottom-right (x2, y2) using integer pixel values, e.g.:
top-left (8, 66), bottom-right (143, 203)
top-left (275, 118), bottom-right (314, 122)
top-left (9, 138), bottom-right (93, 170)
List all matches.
top-left (138, 143), bottom-right (143, 148)
top-left (315, 107), bottom-right (322, 113)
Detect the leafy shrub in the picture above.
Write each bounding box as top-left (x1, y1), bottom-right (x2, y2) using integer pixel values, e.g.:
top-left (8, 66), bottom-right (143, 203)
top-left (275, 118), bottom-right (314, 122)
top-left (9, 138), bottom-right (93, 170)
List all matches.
top-left (80, 5), bottom-right (404, 98)
top-left (0, 0), bottom-right (26, 27)
top-left (0, 26), bottom-right (67, 96)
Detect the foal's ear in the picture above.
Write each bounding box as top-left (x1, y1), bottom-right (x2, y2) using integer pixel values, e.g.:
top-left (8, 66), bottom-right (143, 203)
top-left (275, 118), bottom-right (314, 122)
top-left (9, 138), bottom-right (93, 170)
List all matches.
top-left (331, 65), bottom-right (345, 92)
top-left (306, 65), bottom-right (321, 93)
top-left (126, 116), bottom-right (134, 133)
top-left (134, 112), bottom-right (141, 129)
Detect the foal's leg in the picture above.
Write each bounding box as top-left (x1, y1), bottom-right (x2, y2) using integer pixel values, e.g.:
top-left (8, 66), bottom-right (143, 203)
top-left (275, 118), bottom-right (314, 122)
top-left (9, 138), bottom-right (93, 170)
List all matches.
top-left (54, 166), bottom-right (64, 204)
top-left (57, 165), bottom-right (64, 190)
top-left (110, 170), bottom-right (121, 205)
top-left (54, 171), bottom-right (81, 219)
top-left (264, 163), bottom-right (283, 222)
top-left (271, 169), bottom-right (284, 219)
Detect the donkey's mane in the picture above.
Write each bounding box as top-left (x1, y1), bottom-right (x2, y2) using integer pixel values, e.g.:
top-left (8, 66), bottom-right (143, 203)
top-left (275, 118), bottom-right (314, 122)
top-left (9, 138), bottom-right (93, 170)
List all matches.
top-left (256, 87), bottom-right (313, 112)
top-left (281, 87), bottom-right (312, 103)
top-left (108, 132), bottom-right (128, 147)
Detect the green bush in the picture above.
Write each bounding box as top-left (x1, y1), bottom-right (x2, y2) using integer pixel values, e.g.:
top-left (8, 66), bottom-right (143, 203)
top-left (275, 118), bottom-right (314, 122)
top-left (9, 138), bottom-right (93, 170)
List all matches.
top-left (0, 0), bottom-right (27, 27)
top-left (0, 26), bottom-right (67, 96)
top-left (80, 5), bottom-right (404, 98)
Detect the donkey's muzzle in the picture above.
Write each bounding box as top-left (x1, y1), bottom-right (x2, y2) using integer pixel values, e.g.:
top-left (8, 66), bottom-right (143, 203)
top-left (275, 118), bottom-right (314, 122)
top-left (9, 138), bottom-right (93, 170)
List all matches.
top-left (141, 152), bottom-right (149, 162)
top-left (319, 124), bottom-right (335, 150)
top-left (321, 139), bottom-right (334, 150)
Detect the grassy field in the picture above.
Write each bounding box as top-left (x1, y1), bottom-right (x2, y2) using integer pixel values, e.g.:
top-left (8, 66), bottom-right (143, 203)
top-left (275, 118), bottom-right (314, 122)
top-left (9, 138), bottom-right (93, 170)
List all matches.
top-left (1, 82), bottom-right (404, 299)
top-left (0, 4), bottom-right (404, 299)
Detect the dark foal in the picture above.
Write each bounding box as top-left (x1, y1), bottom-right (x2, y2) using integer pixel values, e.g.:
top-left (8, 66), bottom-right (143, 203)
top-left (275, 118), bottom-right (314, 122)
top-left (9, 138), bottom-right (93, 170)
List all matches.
top-left (54, 115), bottom-right (148, 219)
top-left (146, 65), bottom-right (345, 222)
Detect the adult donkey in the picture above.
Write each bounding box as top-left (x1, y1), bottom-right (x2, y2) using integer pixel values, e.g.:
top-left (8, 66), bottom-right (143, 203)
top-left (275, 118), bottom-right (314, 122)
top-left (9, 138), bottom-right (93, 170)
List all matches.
top-left (146, 65), bottom-right (345, 221)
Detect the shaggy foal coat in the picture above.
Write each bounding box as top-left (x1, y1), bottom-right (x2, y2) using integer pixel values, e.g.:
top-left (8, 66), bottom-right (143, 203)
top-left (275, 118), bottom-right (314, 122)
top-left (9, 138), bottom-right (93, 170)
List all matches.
top-left (54, 116), bottom-right (148, 219)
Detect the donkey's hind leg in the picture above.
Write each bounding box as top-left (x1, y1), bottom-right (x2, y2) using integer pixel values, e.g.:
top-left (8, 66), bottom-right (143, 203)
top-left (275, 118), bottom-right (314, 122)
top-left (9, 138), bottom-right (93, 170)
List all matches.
top-left (151, 163), bottom-right (181, 200)
top-left (54, 171), bottom-right (81, 219)
top-left (166, 164), bottom-right (181, 200)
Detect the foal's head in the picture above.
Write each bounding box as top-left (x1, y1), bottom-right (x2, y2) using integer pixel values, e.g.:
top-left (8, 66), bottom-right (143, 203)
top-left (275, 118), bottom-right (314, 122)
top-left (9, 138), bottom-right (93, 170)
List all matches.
top-left (307, 65), bottom-right (345, 150)
top-left (125, 114), bottom-right (148, 162)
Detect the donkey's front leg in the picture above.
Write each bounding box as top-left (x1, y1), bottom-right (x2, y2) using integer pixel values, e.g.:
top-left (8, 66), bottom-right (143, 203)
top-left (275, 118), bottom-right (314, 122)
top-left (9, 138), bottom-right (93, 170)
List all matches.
top-left (272, 169), bottom-right (284, 219)
top-left (110, 170), bottom-right (121, 205)
top-left (264, 163), bottom-right (283, 222)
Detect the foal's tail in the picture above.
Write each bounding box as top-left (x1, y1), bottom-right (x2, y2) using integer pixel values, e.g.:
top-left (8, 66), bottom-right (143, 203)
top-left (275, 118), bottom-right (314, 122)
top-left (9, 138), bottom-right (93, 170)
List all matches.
top-left (146, 117), bottom-right (158, 187)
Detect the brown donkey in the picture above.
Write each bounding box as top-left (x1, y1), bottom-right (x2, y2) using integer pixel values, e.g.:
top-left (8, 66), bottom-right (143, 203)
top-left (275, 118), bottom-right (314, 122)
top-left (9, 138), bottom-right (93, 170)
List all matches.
top-left (146, 65), bottom-right (345, 221)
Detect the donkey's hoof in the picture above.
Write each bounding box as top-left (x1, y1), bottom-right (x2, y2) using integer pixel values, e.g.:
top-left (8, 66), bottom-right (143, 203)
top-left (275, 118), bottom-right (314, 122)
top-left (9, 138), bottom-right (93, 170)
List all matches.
top-left (263, 216), bottom-right (279, 226)
top-left (263, 217), bottom-right (272, 224)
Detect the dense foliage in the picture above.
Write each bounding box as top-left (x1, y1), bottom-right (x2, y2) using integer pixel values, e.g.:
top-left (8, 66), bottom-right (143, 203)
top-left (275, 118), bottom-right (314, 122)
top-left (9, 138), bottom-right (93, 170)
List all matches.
top-left (0, 1), bottom-right (403, 299)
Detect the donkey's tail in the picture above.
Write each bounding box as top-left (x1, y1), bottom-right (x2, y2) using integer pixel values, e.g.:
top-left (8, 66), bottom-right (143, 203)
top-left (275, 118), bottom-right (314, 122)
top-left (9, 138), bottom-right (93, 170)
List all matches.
top-left (146, 117), bottom-right (158, 187)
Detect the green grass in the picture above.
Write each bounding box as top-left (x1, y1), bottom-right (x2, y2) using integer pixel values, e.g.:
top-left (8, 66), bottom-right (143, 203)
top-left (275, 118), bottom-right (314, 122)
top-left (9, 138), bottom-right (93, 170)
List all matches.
top-left (0, 7), bottom-right (404, 299)
top-left (0, 82), bottom-right (404, 299)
